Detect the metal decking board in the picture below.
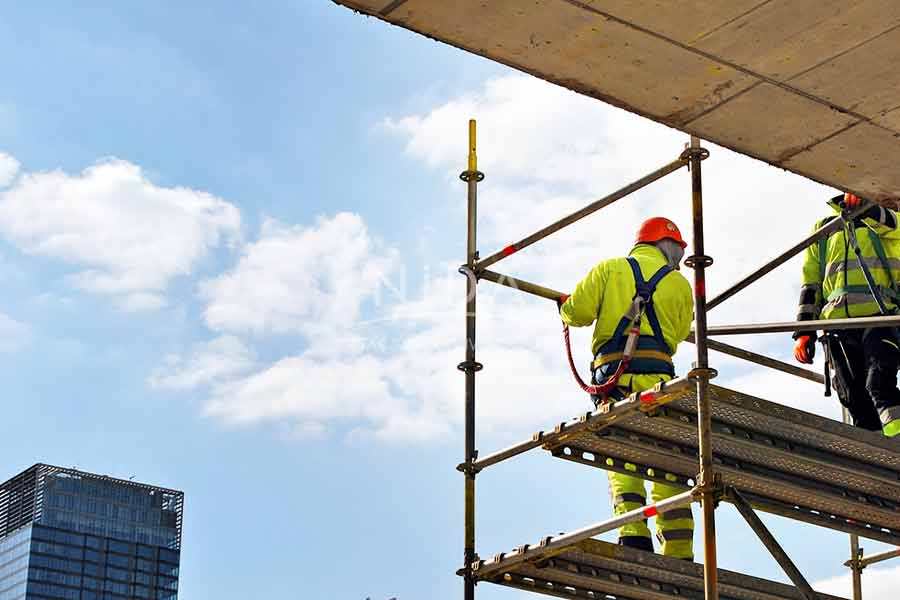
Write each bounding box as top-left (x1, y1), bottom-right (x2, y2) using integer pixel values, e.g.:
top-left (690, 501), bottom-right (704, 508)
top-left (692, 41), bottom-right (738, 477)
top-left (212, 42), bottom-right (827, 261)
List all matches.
top-left (548, 384), bottom-right (900, 544)
top-left (333, 1), bottom-right (900, 203)
top-left (476, 538), bottom-right (847, 600)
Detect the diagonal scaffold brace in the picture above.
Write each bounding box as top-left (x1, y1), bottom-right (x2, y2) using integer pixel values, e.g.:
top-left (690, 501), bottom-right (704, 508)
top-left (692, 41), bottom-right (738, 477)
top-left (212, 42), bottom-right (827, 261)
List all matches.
top-left (727, 487), bottom-right (817, 600)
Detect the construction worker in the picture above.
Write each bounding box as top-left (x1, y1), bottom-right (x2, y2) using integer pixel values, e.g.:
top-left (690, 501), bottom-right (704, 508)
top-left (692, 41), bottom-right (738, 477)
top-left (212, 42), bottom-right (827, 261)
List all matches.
top-left (559, 217), bottom-right (695, 559)
top-left (793, 193), bottom-right (900, 437)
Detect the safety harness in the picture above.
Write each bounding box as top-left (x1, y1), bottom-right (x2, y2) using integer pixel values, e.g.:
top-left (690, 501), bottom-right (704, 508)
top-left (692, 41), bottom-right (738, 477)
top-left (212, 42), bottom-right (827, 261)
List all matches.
top-left (563, 257), bottom-right (674, 401)
top-left (818, 214), bottom-right (900, 314)
top-left (818, 211), bottom-right (900, 397)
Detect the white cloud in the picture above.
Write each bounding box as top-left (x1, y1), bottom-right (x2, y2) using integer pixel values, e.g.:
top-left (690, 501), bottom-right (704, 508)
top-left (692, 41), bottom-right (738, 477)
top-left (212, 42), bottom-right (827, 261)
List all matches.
top-left (380, 74), bottom-right (838, 406)
top-left (380, 75), bottom-right (674, 192)
top-left (203, 352), bottom-right (454, 443)
top-left (0, 310), bottom-right (30, 352)
top-left (287, 421), bottom-right (329, 441)
top-left (0, 152), bottom-right (19, 187)
top-left (377, 75), bottom-right (850, 439)
top-left (199, 213), bottom-right (398, 346)
top-left (0, 158), bottom-right (241, 309)
top-left (167, 74), bottom-right (850, 444)
top-left (815, 564), bottom-right (900, 599)
top-left (149, 335), bottom-right (256, 391)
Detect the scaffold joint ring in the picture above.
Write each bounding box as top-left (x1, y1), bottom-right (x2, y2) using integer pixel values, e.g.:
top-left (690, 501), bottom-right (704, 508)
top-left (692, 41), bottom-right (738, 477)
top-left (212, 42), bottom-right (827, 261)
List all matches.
top-left (679, 146), bottom-right (710, 161)
top-left (684, 254), bottom-right (714, 268)
top-left (457, 460), bottom-right (482, 476)
top-left (687, 367), bottom-right (718, 381)
top-left (459, 170), bottom-right (485, 182)
top-left (458, 265), bottom-right (481, 281)
top-left (458, 360), bottom-right (484, 373)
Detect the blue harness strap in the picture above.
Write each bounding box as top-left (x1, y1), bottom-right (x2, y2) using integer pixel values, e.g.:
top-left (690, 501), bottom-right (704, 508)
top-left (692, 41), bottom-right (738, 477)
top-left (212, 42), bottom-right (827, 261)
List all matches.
top-left (595, 257), bottom-right (675, 379)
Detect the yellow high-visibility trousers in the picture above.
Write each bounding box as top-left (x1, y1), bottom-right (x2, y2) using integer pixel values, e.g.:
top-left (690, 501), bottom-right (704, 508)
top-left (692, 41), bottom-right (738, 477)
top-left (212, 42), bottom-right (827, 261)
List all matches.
top-left (608, 471), bottom-right (694, 559)
top-left (605, 374), bottom-right (694, 560)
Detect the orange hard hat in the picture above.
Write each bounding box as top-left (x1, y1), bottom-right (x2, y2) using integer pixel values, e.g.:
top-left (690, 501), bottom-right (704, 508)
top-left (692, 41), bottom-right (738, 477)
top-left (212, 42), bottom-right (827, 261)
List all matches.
top-left (635, 217), bottom-right (687, 249)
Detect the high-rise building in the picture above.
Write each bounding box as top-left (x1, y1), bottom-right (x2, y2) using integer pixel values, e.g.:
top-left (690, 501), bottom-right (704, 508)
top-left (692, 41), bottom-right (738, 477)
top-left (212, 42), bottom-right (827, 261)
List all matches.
top-left (0, 464), bottom-right (184, 600)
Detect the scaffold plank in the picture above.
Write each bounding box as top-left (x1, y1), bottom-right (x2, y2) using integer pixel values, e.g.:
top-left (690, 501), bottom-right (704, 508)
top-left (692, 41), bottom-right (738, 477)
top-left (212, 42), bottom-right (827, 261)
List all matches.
top-left (548, 384), bottom-right (900, 544)
top-left (475, 538), bottom-right (847, 600)
top-left (333, 0), bottom-right (900, 202)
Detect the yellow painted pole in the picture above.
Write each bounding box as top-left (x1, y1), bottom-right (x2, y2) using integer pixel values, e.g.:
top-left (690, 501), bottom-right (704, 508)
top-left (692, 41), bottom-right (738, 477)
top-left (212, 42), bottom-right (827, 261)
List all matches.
top-left (468, 119), bottom-right (478, 173)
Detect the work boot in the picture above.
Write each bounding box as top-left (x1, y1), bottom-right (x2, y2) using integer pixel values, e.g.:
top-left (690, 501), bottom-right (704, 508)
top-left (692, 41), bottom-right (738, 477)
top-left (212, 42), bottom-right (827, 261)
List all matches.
top-left (618, 536), bottom-right (654, 553)
top-left (883, 419), bottom-right (900, 437)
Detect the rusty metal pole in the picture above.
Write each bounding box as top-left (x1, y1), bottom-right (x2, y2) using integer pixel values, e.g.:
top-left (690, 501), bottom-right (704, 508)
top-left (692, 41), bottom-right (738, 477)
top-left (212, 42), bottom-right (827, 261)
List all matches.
top-left (459, 119), bottom-right (484, 600)
top-left (842, 407), bottom-right (864, 600)
top-left (850, 535), bottom-right (863, 600)
top-left (685, 136), bottom-right (718, 600)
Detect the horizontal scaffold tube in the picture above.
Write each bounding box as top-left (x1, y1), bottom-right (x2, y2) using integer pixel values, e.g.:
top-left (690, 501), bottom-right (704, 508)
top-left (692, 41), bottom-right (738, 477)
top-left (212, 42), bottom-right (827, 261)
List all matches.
top-left (475, 156), bottom-right (690, 271)
top-left (704, 315), bottom-right (900, 336)
top-left (471, 489), bottom-right (696, 578)
top-left (851, 548), bottom-right (900, 569)
top-left (689, 335), bottom-right (824, 384)
top-left (464, 377), bottom-right (692, 473)
top-left (479, 270), bottom-right (562, 301)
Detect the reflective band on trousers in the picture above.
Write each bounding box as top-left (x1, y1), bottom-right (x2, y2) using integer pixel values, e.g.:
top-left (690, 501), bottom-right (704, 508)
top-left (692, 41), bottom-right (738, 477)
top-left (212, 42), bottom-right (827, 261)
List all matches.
top-left (657, 528), bottom-right (693, 541)
top-left (657, 508), bottom-right (693, 522)
top-left (613, 493), bottom-right (646, 506)
top-left (880, 405), bottom-right (900, 425)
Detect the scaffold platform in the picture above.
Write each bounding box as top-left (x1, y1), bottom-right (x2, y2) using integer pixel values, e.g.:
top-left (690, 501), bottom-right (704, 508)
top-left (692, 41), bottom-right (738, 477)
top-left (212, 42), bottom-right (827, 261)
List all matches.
top-left (546, 384), bottom-right (900, 545)
top-left (334, 4), bottom-right (900, 598)
top-left (473, 538), bottom-right (847, 600)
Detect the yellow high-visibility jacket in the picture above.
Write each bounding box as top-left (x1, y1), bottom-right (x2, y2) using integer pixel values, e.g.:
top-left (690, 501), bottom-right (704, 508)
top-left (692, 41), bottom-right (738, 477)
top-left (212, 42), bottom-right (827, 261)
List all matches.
top-left (560, 244), bottom-right (693, 386)
top-left (798, 201), bottom-right (900, 323)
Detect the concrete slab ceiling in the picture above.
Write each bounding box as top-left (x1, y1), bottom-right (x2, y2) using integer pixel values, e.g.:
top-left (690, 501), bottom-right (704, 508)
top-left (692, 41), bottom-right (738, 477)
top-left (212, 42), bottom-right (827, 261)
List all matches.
top-left (335, 0), bottom-right (900, 203)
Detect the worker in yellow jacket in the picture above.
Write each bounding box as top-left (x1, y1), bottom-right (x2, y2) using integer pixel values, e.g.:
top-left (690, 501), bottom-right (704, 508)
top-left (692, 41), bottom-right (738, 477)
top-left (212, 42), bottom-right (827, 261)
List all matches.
top-left (559, 217), bottom-right (695, 559)
top-left (793, 193), bottom-right (900, 437)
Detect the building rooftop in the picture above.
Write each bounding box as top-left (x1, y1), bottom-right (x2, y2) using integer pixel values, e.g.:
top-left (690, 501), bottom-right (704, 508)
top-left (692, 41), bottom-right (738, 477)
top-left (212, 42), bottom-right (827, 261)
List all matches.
top-left (0, 463), bottom-right (184, 549)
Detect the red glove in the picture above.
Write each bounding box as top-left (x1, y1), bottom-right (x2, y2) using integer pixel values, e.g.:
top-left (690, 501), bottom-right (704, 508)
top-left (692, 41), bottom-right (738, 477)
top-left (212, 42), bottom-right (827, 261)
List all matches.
top-left (843, 193), bottom-right (863, 209)
top-left (794, 335), bottom-right (815, 364)
top-left (556, 294), bottom-right (570, 311)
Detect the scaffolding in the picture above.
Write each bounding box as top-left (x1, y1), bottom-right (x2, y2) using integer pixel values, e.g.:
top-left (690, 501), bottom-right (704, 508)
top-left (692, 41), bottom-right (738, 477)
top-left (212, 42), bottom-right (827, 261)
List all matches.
top-left (457, 121), bottom-right (900, 600)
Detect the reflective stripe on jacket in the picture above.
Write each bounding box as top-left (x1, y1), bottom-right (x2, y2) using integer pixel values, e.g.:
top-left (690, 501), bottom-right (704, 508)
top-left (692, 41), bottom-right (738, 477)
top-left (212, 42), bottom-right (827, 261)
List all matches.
top-left (560, 244), bottom-right (693, 380)
top-left (799, 203), bottom-right (900, 321)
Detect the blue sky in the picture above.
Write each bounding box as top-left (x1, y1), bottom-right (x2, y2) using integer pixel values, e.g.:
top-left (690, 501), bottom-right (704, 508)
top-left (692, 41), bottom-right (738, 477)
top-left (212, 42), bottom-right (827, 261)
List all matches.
top-left (1, 3), bottom-right (897, 599)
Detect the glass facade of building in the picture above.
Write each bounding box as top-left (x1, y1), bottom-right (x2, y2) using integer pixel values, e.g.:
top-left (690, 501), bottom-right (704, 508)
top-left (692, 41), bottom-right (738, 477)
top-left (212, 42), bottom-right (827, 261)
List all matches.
top-left (0, 465), bottom-right (183, 600)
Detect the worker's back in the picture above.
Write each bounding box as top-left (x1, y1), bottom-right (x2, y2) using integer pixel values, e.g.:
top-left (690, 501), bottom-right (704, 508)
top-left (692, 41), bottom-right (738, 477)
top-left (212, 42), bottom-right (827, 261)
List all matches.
top-left (560, 237), bottom-right (697, 560)
top-left (561, 244), bottom-right (693, 362)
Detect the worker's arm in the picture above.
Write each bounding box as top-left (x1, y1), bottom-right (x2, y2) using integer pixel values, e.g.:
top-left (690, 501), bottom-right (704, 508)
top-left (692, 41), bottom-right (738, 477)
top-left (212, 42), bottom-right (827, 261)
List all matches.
top-left (560, 261), bottom-right (608, 327)
top-left (794, 221), bottom-right (824, 339)
top-left (793, 223), bottom-right (824, 363)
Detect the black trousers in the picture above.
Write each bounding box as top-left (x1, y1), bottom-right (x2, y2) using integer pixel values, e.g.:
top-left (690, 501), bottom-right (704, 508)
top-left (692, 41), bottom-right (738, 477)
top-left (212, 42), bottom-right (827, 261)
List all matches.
top-left (828, 327), bottom-right (900, 431)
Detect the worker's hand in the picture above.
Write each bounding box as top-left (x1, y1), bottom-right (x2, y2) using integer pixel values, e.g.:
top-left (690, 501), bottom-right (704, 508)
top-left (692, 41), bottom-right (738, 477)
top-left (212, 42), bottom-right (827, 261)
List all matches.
top-left (843, 193), bottom-right (864, 209)
top-left (556, 294), bottom-right (570, 311)
top-left (793, 335), bottom-right (816, 364)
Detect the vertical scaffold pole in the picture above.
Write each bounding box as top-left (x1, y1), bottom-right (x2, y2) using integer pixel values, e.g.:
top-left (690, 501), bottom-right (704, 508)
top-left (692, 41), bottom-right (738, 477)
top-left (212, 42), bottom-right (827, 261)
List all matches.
top-left (685, 136), bottom-right (718, 600)
top-left (843, 408), bottom-right (864, 600)
top-left (459, 119), bottom-right (484, 600)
